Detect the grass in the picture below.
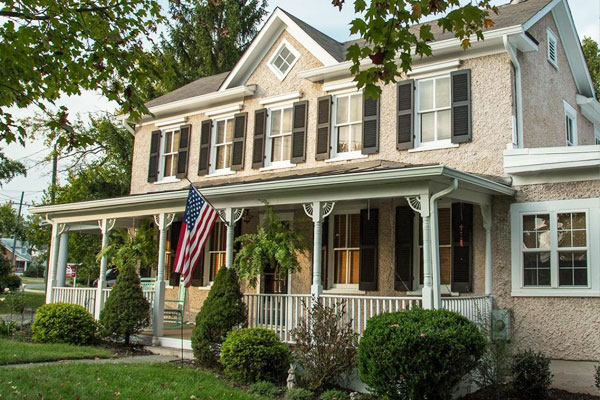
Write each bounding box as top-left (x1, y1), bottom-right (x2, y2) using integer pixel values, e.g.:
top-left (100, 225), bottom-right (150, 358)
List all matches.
top-left (0, 339), bottom-right (114, 365)
top-left (19, 277), bottom-right (44, 285)
top-left (0, 292), bottom-right (45, 313)
top-left (0, 362), bottom-right (271, 399)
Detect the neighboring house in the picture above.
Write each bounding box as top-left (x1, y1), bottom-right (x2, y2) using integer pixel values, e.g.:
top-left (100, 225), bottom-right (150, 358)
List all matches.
top-left (30, 0), bottom-right (600, 393)
top-left (0, 238), bottom-right (32, 274)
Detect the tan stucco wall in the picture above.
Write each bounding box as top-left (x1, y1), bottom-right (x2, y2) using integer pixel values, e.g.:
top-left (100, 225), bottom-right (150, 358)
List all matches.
top-left (520, 13), bottom-right (595, 148)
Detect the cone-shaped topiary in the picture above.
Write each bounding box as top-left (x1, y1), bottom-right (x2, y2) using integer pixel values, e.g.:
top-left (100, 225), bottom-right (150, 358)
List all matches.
top-left (191, 266), bottom-right (246, 366)
top-left (99, 263), bottom-right (150, 346)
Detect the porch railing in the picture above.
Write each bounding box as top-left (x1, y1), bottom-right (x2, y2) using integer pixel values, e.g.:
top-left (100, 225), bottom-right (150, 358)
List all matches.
top-left (441, 295), bottom-right (492, 326)
top-left (52, 287), bottom-right (96, 315)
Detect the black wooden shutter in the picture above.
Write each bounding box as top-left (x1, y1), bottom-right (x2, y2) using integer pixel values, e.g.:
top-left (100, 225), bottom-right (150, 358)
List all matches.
top-left (359, 208), bottom-right (379, 291)
top-left (234, 219), bottom-right (243, 253)
top-left (176, 124), bottom-right (191, 179)
top-left (169, 221), bottom-right (182, 286)
top-left (451, 202), bottom-right (473, 293)
top-left (252, 109), bottom-right (267, 168)
top-left (397, 80), bottom-right (414, 150)
top-left (362, 96), bottom-right (379, 154)
top-left (291, 100), bottom-right (308, 163)
top-left (321, 216), bottom-right (329, 289)
top-left (198, 120), bottom-right (212, 176)
top-left (395, 206), bottom-right (414, 291)
top-left (231, 112), bottom-right (247, 171)
top-left (451, 69), bottom-right (472, 143)
top-left (316, 95), bottom-right (332, 160)
top-left (148, 130), bottom-right (161, 183)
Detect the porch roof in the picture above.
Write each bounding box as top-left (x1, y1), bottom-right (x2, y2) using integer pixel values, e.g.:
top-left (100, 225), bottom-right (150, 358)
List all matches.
top-left (29, 162), bottom-right (514, 225)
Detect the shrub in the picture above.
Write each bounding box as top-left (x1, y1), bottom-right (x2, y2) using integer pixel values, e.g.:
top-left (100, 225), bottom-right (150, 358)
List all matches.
top-left (32, 303), bottom-right (96, 345)
top-left (248, 381), bottom-right (283, 398)
top-left (0, 319), bottom-right (17, 337)
top-left (292, 301), bottom-right (358, 391)
top-left (191, 267), bottom-right (246, 366)
top-left (286, 387), bottom-right (314, 400)
top-left (23, 260), bottom-right (45, 278)
top-left (5, 275), bottom-right (21, 291)
top-left (99, 263), bottom-right (150, 346)
top-left (511, 350), bottom-right (553, 400)
top-left (319, 389), bottom-right (349, 400)
top-left (358, 308), bottom-right (486, 400)
top-left (4, 292), bottom-right (25, 314)
top-left (221, 327), bottom-right (290, 384)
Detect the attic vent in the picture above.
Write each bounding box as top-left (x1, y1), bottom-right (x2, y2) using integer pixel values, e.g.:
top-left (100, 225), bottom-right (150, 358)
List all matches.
top-left (547, 28), bottom-right (558, 68)
top-left (268, 39), bottom-right (300, 81)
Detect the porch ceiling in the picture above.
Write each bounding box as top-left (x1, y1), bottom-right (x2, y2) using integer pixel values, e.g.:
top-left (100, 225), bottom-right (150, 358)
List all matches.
top-left (29, 161), bottom-right (514, 224)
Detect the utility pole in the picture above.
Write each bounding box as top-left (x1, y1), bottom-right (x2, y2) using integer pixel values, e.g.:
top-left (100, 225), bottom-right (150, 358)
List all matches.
top-left (10, 191), bottom-right (24, 270)
top-left (51, 144), bottom-right (58, 204)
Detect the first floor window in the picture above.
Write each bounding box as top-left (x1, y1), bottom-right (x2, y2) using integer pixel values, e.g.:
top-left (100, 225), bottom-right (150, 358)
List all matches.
top-left (418, 208), bottom-right (452, 285)
top-left (334, 93), bottom-right (362, 154)
top-left (333, 214), bottom-right (360, 285)
top-left (161, 129), bottom-right (180, 179)
top-left (269, 107), bottom-right (292, 163)
top-left (214, 117), bottom-right (234, 170)
top-left (208, 222), bottom-right (227, 282)
top-left (417, 75), bottom-right (451, 145)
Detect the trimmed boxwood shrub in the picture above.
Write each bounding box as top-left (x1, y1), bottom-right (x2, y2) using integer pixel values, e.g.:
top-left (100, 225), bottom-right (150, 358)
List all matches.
top-left (511, 349), bottom-right (553, 400)
top-left (358, 308), bottom-right (486, 400)
top-left (220, 327), bottom-right (290, 384)
top-left (5, 275), bottom-right (22, 292)
top-left (32, 303), bottom-right (96, 345)
top-left (192, 267), bottom-right (246, 366)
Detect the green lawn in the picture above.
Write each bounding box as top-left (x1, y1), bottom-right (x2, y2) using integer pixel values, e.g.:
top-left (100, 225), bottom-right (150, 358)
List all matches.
top-left (20, 277), bottom-right (44, 285)
top-left (0, 362), bottom-right (271, 399)
top-left (0, 292), bottom-right (45, 313)
top-left (0, 339), bottom-right (114, 365)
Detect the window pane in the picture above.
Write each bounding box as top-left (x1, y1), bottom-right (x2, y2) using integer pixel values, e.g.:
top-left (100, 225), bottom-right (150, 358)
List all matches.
top-left (440, 247), bottom-right (452, 285)
top-left (559, 251), bottom-right (588, 286)
top-left (351, 124), bottom-right (362, 151)
top-left (282, 135), bottom-right (292, 161)
top-left (349, 250), bottom-right (360, 284)
top-left (572, 212), bottom-right (586, 229)
top-left (334, 250), bottom-right (348, 284)
top-left (216, 146), bottom-right (226, 169)
top-left (349, 214), bottom-right (360, 248)
top-left (280, 47), bottom-right (290, 59)
top-left (272, 137), bottom-right (282, 162)
top-left (164, 132), bottom-right (172, 153)
top-left (436, 77), bottom-right (450, 108)
top-left (163, 155), bottom-right (172, 177)
top-left (334, 215), bottom-right (347, 248)
top-left (421, 113), bottom-right (435, 142)
top-left (226, 143), bottom-right (232, 168)
top-left (217, 120), bottom-right (225, 144)
top-left (350, 94), bottom-right (362, 122)
top-left (438, 208), bottom-right (451, 245)
top-left (271, 109), bottom-right (281, 135)
top-left (523, 252), bottom-right (550, 286)
top-left (225, 119), bottom-right (234, 142)
top-left (437, 110), bottom-right (451, 140)
top-left (522, 214), bottom-right (550, 249)
top-left (337, 96), bottom-right (349, 124)
top-left (282, 108), bottom-right (292, 133)
top-left (573, 230), bottom-right (586, 247)
top-left (557, 213), bottom-right (572, 230)
top-left (419, 80), bottom-right (434, 110)
top-left (274, 56), bottom-right (284, 69)
top-left (338, 125), bottom-right (350, 153)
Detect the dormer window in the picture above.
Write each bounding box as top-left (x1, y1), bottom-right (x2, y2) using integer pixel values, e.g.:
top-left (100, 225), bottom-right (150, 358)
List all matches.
top-left (268, 40), bottom-right (299, 81)
top-left (547, 28), bottom-right (558, 68)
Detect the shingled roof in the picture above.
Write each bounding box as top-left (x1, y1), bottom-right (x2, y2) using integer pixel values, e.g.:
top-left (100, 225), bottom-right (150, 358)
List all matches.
top-left (145, 71), bottom-right (230, 108)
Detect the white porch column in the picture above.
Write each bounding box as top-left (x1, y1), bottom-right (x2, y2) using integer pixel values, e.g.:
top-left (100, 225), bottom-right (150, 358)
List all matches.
top-left (219, 208), bottom-right (244, 269)
top-left (481, 205), bottom-right (493, 296)
top-left (95, 218), bottom-right (115, 320)
top-left (303, 201), bottom-right (335, 306)
top-left (407, 195), bottom-right (433, 309)
top-left (56, 232), bottom-right (69, 287)
top-left (45, 222), bottom-right (65, 304)
top-left (153, 213), bottom-right (175, 341)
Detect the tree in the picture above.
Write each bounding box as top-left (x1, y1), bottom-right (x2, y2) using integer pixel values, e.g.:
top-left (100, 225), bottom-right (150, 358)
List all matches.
top-left (582, 37), bottom-right (600, 98)
top-left (333, 0), bottom-right (497, 98)
top-left (0, 202), bottom-right (24, 240)
top-left (98, 262), bottom-right (150, 346)
top-left (0, 0), bottom-right (164, 184)
top-left (0, 251), bottom-right (11, 292)
top-left (147, 0), bottom-right (267, 97)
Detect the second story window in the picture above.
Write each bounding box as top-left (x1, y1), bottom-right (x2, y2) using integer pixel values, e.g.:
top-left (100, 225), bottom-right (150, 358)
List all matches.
top-left (417, 75), bottom-right (451, 147)
top-left (334, 92), bottom-right (363, 154)
top-left (213, 117), bottom-right (234, 172)
top-left (269, 106), bottom-right (293, 164)
top-left (564, 101), bottom-right (577, 146)
top-left (160, 129), bottom-right (180, 179)
top-left (268, 40), bottom-right (299, 81)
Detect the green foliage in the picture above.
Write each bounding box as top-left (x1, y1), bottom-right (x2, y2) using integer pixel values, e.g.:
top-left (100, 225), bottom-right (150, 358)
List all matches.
top-left (192, 267), bottom-right (246, 366)
top-left (511, 350), bottom-right (553, 400)
top-left (0, 202), bottom-right (25, 240)
top-left (336, 0), bottom-right (497, 99)
top-left (99, 263), bottom-right (150, 346)
top-left (583, 37), bottom-right (600, 98)
top-left (292, 301), bottom-right (358, 392)
top-left (3, 291), bottom-right (25, 315)
top-left (358, 308), bottom-right (486, 400)
top-left (248, 381), bottom-right (284, 398)
top-left (98, 220), bottom-right (158, 273)
top-left (319, 389), bottom-right (349, 400)
top-left (0, 252), bottom-right (12, 292)
top-left (5, 275), bottom-right (21, 292)
top-left (286, 387), bottom-right (314, 400)
top-left (221, 327), bottom-right (290, 384)
top-left (23, 258), bottom-right (45, 277)
top-left (234, 206), bottom-right (308, 287)
top-left (0, 320), bottom-right (17, 337)
top-left (32, 303), bottom-right (96, 345)
top-left (0, 339), bottom-right (112, 365)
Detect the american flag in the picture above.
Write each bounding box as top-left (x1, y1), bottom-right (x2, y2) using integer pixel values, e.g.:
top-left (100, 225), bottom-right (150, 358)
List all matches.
top-left (173, 185), bottom-right (219, 287)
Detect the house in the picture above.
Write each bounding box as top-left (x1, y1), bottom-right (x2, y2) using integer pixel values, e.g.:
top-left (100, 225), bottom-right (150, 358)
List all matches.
top-left (30, 0), bottom-right (600, 393)
top-left (0, 238), bottom-right (32, 274)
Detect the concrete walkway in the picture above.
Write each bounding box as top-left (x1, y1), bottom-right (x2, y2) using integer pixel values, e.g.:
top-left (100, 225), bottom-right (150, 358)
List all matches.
top-left (1, 354), bottom-right (178, 369)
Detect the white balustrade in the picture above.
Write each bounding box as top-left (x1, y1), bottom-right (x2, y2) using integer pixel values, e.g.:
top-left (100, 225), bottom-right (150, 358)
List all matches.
top-left (441, 296), bottom-right (492, 326)
top-left (52, 287), bottom-right (96, 315)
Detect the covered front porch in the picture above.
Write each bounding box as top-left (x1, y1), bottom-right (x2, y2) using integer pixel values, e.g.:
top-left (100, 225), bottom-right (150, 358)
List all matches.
top-left (31, 161), bottom-right (513, 345)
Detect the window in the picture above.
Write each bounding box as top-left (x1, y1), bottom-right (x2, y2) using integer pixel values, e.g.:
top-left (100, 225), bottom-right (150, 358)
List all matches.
top-left (160, 129), bottom-right (180, 179)
top-left (547, 28), bottom-right (558, 68)
top-left (417, 208), bottom-right (452, 287)
top-left (511, 199), bottom-right (597, 297)
top-left (564, 101), bottom-right (577, 146)
top-left (416, 75), bottom-right (451, 147)
top-left (207, 222), bottom-right (227, 283)
top-left (267, 106), bottom-right (293, 165)
top-left (333, 93), bottom-right (363, 154)
top-left (268, 40), bottom-right (299, 81)
top-left (213, 117), bottom-right (234, 172)
top-left (595, 125), bottom-right (600, 145)
top-left (332, 214), bottom-right (360, 287)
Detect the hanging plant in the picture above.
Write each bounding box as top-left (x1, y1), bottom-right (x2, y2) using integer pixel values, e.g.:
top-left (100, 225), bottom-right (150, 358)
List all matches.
top-left (233, 204), bottom-right (308, 287)
top-left (97, 219), bottom-right (158, 271)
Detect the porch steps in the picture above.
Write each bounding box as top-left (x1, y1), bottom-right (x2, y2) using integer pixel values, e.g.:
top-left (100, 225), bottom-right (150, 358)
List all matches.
top-left (146, 345), bottom-right (194, 360)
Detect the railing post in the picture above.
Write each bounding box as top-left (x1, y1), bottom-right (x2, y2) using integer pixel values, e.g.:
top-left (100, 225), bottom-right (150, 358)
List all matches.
top-left (45, 223), bottom-right (66, 304)
top-left (153, 213), bottom-right (175, 342)
top-left (95, 218), bottom-right (115, 320)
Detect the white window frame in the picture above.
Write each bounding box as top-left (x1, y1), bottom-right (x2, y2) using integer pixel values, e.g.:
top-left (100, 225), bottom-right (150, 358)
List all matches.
top-left (326, 204), bottom-right (363, 293)
top-left (330, 89), bottom-right (364, 160)
top-left (156, 127), bottom-right (181, 184)
top-left (264, 103), bottom-right (296, 169)
top-left (510, 198), bottom-right (600, 297)
top-left (414, 74), bottom-right (453, 150)
top-left (595, 125), bottom-right (600, 145)
top-left (564, 101), bottom-right (578, 146)
top-left (267, 39), bottom-right (300, 81)
top-left (209, 114), bottom-right (235, 175)
top-left (547, 28), bottom-right (559, 69)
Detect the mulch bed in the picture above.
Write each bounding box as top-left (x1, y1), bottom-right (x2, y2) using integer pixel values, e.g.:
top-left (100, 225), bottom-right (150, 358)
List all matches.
top-left (461, 387), bottom-right (600, 400)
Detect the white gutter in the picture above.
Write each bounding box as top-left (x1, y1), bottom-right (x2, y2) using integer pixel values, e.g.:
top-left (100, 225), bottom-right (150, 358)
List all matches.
top-left (504, 35), bottom-right (523, 148)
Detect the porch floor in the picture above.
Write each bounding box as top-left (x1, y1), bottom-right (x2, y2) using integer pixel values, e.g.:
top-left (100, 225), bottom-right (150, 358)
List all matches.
top-left (140, 324), bottom-right (194, 341)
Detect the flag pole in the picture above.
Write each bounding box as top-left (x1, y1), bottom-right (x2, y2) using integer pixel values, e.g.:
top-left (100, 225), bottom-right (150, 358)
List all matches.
top-left (184, 178), bottom-right (226, 224)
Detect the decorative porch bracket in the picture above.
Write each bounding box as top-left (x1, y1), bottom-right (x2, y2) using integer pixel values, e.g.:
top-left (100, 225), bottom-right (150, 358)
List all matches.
top-left (94, 218), bottom-right (116, 320)
top-left (153, 213), bottom-right (176, 341)
top-left (303, 201), bottom-right (335, 305)
top-left (218, 208), bottom-right (244, 270)
top-left (46, 223), bottom-right (68, 304)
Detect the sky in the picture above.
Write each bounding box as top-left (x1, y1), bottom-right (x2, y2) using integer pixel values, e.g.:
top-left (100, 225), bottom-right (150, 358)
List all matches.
top-left (1, 0), bottom-right (598, 212)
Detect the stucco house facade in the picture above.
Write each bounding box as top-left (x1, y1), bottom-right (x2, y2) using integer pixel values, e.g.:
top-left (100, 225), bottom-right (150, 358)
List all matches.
top-left (30, 0), bottom-right (600, 393)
